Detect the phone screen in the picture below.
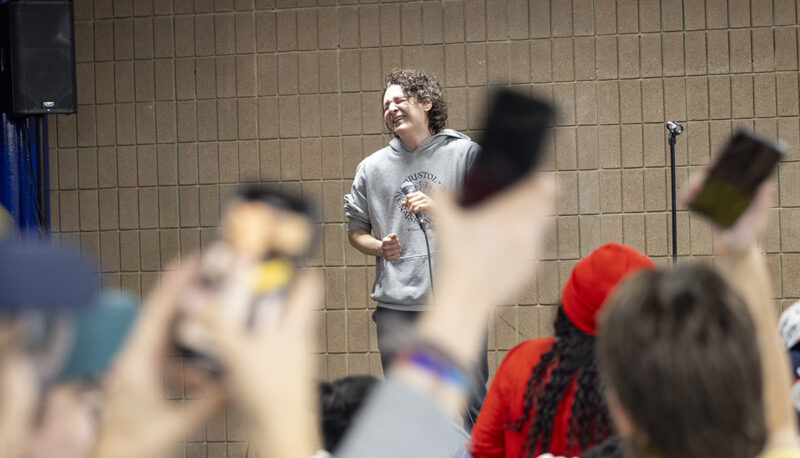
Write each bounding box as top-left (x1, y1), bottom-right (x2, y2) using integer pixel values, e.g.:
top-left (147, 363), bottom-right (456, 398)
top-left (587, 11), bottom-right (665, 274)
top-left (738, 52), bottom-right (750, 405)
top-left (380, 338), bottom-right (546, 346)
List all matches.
top-left (460, 88), bottom-right (554, 207)
top-left (689, 131), bottom-right (783, 227)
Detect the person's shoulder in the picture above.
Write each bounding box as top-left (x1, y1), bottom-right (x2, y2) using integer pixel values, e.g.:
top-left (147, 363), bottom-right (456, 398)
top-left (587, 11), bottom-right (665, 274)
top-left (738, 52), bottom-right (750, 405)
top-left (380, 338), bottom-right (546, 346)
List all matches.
top-left (493, 337), bottom-right (556, 380)
top-left (507, 337), bottom-right (556, 359)
top-left (437, 129), bottom-right (476, 145)
top-left (366, 143), bottom-right (394, 159)
top-left (436, 129), bottom-right (480, 154)
top-left (356, 144), bottom-right (394, 169)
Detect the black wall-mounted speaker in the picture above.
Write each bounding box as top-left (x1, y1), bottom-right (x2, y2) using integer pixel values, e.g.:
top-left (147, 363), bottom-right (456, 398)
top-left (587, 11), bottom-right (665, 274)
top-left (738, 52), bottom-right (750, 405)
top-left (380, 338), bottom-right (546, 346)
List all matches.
top-left (0, 0), bottom-right (77, 116)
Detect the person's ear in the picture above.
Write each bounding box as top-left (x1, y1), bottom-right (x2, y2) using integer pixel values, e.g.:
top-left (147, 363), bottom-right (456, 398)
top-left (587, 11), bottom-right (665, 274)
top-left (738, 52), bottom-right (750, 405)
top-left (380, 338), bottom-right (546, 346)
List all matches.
top-left (423, 99), bottom-right (432, 112)
top-left (605, 388), bottom-right (636, 438)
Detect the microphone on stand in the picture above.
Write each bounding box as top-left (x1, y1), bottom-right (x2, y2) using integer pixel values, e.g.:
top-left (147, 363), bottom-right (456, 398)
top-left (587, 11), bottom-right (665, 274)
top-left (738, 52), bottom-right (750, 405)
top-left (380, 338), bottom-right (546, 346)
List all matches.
top-left (665, 121), bottom-right (684, 265)
top-left (666, 121), bottom-right (684, 135)
top-left (401, 181), bottom-right (426, 231)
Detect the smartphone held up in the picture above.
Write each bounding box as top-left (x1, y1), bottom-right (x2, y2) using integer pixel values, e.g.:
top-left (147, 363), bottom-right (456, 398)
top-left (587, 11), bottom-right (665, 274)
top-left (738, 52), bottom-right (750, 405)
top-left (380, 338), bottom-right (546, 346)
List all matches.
top-left (460, 87), bottom-right (555, 207)
top-left (688, 131), bottom-right (783, 228)
top-left (174, 185), bottom-right (316, 372)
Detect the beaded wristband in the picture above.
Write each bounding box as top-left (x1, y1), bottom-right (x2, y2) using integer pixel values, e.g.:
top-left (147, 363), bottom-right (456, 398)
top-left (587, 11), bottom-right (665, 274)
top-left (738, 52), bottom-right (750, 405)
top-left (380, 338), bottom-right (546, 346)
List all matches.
top-left (396, 348), bottom-right (471, 391)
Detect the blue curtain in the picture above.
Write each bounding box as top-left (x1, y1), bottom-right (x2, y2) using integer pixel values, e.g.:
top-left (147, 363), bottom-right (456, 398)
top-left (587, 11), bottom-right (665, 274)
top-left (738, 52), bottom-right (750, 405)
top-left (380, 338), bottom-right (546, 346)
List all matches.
top-left (0, 112), bottom-right (47, 233)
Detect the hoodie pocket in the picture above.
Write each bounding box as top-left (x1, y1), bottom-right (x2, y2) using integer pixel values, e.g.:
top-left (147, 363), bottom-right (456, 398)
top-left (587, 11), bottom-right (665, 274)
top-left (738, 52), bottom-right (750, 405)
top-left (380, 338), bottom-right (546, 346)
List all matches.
top-left (372, 255), bottom-right (435, 306)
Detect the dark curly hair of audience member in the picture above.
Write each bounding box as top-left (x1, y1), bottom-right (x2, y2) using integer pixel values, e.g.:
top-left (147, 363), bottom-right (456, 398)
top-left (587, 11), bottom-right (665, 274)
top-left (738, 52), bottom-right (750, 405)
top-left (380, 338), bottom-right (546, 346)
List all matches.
top-left (511, 308), bottom-right (612, 458)
top-left (319, 375), bottom-right (379, 452)
top-left (384, 69), bottom-right (448, 134)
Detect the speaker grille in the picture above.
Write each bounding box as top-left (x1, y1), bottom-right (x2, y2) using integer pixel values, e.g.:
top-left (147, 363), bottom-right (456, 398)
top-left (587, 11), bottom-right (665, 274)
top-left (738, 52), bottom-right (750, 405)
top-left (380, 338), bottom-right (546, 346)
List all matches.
top-left (18, 48), bottom-right (71, 107)
top-left (16, 4), bottom-right (73, 49)
top-left (0, 0), bottom-right (77, 115)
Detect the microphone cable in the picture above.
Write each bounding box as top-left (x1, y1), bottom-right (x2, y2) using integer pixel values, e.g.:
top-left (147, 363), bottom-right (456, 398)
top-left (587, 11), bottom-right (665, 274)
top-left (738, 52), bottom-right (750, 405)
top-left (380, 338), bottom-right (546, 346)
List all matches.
top-left (401, 182), bottom-right (435, 297)
top-left (418, 219), bottom-right (434, 297)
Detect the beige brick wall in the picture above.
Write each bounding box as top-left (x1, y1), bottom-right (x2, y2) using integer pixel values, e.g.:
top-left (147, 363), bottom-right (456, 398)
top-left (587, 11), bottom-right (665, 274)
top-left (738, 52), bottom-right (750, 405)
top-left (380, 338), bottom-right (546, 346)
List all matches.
top-left (47, 0), bottom-right (800, 455)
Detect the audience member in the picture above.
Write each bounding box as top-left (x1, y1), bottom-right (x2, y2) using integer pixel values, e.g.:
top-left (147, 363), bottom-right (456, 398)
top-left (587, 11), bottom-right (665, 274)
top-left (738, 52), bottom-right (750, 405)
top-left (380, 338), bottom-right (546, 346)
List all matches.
top-left (29, 291), bottom-right (139, 458)
top-left (599, 263), bottom-right (766, 458)
top-left (469, 242), bottom-right (653, 458)
top-left (318, 375), bottom-right (379, 455)
top-left (5, 132), bottom-right (800, 458)
top-left (27, 380), bottom-right (104, 458)
top-left (597, 179), bottom-right (799, 458)
top-left (0, 237), bottom-right (99, 457)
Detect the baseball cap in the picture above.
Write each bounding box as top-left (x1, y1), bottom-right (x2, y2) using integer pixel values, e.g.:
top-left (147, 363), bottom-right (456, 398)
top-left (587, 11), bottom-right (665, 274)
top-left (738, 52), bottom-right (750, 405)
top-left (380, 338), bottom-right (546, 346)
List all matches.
top-left (0, 237), bottom-right (100, 312)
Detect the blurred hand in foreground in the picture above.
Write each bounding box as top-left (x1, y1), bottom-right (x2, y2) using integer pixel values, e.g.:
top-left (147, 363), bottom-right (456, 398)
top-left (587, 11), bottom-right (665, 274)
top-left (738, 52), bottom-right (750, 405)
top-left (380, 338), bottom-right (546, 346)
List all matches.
top-left (682, 169), bottom-right (798, 451)
top-left (0, 350), bottom-right (38, 457)
top-left (93, 264), bottom-right (224, 458)
top-left (420, 172), bottom-right (556, 368)
top-left (188, 270), bottom-right (323, 458)
top-left (28, 382), bottom-right (104, 458)
top-left (680, 170), bottom-right (773, 256)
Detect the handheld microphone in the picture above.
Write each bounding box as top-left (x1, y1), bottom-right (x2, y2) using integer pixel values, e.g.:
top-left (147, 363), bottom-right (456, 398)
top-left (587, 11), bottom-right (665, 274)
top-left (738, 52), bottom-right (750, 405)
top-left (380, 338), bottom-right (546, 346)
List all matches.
top-left (401, 181), bottom-right (434, 292)
top-left (666, 121), bottom-right (684, 135)
top-left (401, 181), bottom-right (426, 229)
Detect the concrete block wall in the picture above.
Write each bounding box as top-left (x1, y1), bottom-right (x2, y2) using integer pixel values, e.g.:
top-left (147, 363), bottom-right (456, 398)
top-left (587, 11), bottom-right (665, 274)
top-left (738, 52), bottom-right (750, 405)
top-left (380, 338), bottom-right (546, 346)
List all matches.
top-left (47, 0), bottom-right (800, 455)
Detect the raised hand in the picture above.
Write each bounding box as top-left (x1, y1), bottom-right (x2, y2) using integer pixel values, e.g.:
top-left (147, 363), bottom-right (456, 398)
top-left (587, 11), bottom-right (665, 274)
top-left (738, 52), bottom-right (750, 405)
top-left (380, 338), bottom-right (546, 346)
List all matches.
top-left (419, 172), bottom-right (556, 368)
top-left (93, 263), bottom-right (224, 458)
top-left (186, 270), bottom-right (324, 458)
top-left (679, 170), bottom-right (773, 256)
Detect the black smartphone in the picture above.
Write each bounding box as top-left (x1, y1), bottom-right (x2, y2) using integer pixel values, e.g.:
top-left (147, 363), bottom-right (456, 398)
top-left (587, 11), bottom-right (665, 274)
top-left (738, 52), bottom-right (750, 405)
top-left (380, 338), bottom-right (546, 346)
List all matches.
top-left (174, 185), bottom-right (316, 372)
top-left (460, 88), bottom-right (555, 207)
top-left (689, 131), bottom-right (783, 227)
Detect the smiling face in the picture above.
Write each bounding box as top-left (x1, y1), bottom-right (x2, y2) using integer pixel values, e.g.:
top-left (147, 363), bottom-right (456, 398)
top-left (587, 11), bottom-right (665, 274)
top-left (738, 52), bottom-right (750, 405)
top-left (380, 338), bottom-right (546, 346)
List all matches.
top-left (383, 84), bottom-right (432, 147)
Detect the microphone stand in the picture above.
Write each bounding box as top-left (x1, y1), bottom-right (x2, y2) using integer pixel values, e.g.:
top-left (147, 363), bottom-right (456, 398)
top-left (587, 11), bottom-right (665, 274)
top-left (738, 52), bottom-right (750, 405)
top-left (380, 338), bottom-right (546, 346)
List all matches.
top-left (666, 121), bottom-right (684, 265)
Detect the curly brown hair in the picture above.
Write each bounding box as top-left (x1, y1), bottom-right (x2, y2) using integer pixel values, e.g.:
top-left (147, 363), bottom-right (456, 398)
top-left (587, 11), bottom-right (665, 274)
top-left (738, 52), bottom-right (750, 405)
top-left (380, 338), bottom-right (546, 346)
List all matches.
top-left (384, 69), bottom-right (448, 134)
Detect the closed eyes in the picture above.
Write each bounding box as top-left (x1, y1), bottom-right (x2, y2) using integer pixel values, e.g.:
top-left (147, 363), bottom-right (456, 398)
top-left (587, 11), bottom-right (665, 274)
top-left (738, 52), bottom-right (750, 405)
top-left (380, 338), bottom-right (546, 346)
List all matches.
top-left (383, 98), bottom-right (407, 111)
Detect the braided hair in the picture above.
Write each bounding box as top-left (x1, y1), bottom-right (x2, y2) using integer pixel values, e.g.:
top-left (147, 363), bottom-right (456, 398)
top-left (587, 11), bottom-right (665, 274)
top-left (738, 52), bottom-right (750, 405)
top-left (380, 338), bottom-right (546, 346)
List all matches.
top-left (510, 307), bottom-right (612, 458)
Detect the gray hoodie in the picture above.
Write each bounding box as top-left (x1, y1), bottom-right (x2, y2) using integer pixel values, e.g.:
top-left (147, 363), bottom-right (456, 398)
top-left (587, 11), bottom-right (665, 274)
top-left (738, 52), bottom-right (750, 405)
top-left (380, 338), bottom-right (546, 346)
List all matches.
top-left (344, 129), bottom-right (479, 311)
